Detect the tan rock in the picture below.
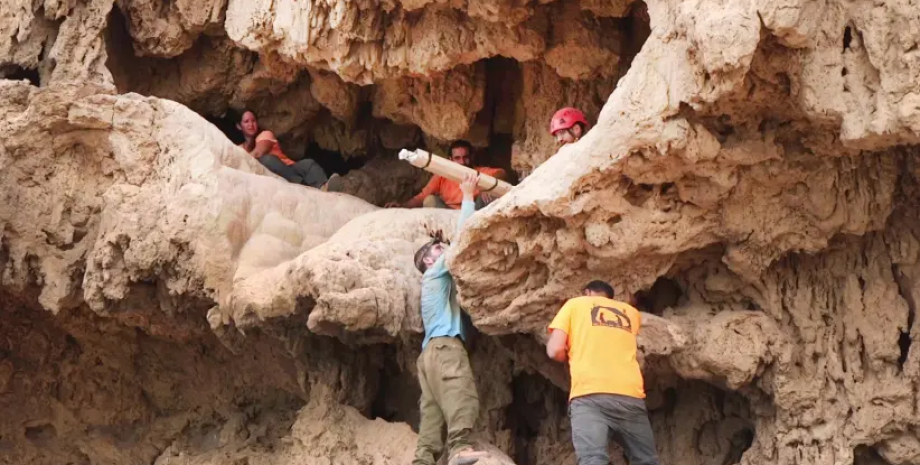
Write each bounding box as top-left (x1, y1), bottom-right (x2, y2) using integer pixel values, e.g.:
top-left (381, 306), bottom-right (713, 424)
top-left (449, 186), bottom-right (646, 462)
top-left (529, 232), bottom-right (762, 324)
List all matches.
top-left (222, 208), bottom-right (458, 340)
top-left (308, 68), bottom-right (364, 125)
top-left (0, 84), bottom-right (376, 315)
top-left (225, 0), bottom-right (546, 84)
top-left (115, 0), bottom-right (227, 57)
top-left (339, 157), bottom-right (430, 207)
top-left (543, 1), bottom-right (622, 80)
top-left (5, 0), bottom-right (920, 463)
top-left (372, 63), bottom-right (486, 141)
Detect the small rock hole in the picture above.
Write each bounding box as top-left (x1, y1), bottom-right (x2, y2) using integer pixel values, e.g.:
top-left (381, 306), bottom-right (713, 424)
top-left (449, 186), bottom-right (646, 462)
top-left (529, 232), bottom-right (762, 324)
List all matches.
top-left (0, 65), bottom-right (40, 86)
top-left (635, 277), bottom-right (684, 315)
top-left (24, 424), bottom-right (57, 446)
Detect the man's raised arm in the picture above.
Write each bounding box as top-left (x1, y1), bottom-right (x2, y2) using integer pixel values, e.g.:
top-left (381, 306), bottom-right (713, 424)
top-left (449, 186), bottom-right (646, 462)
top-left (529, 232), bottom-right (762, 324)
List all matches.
top-left (455, 173), bottom-right (479, 234)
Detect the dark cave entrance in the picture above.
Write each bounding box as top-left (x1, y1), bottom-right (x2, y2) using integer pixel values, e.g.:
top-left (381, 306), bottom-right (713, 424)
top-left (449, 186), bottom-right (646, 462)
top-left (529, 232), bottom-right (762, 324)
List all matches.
top-left (204, 111), bottom-right (369, 177)
top-left (635, 276), bottom-right (684, 315)
top-left (854, 445), bottom-right (893, 465)
top-left (369, 344), bottom-right (422, 428)
top-left (306, 141), bottom-right (369, 177)
top-left (504, 371), bottom-right (570, 465)
top-left (0, 65), bottom-right (41, 87)
top-left (205, 114), bottom-right (245, 145)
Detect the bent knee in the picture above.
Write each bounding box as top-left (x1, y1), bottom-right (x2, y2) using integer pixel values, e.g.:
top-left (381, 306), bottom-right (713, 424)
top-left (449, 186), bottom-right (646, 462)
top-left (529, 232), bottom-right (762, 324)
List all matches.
top-left (422, 195), bottom-right (447, 208)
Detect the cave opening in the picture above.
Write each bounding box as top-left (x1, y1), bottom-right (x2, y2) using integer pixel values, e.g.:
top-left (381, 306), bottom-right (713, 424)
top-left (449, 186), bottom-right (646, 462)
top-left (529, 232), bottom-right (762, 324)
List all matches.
top-left (0, 65), bottom-right (40, 87)
top-left (204, 110), bottom-right (369, 178)
top-left (98, 3), bottom-right (650, 198)
top-left (621, 1), bottom-right (653, 74)
top-left (477, 133), bottom-right (521, 185)
top-left (843, 26), bottom-right (853, 51)
top-left (635, 277), bottom-right (684, 315)
top-left (645, 381), bottom-right (756, 465)
top-left (892, 265), bottom-right (915, 371)
top-left (853, 445), bottom-right (892, 465)
top-left (898, 308), bottom-right (914, 371)
top-left (504, 371), bottom-right (569, 465)
top-left (475, 56), bottom-right (522, 184)
top-left (307, 141), bottom-right (369, 177)
top-left (205, 113), bottom-right (245, 145)
top-left (369, 345), bottom-right (421, 427)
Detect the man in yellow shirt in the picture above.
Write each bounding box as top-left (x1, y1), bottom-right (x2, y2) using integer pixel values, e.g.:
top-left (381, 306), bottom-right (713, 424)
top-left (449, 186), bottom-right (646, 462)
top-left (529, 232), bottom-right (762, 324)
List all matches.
top-left (546, 280), bottom-right (660, 465)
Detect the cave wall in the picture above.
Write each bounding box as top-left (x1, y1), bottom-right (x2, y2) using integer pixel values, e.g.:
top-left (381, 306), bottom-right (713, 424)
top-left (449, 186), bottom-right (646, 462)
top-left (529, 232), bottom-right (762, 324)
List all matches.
top-left (3, 0), bottom-right (920, 464)
top-left (97, 0), bottom-right (636, 181)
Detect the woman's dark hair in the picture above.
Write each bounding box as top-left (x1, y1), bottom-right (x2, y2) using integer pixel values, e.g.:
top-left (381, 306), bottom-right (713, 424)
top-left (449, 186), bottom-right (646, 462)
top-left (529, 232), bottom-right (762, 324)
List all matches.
top-left (583, 280), bottom-right (615, 298)
top-left (229, 108), bottom-right (256, 124)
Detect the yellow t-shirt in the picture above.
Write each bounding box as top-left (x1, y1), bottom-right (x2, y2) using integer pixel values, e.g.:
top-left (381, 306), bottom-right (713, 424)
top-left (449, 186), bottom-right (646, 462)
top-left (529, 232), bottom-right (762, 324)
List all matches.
top-left (548, 296), bottom-right (645, 401)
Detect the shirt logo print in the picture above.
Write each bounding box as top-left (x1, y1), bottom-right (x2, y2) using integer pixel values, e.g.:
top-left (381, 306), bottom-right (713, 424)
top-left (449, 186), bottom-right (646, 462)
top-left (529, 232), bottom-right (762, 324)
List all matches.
top-left (590, 305), bottom-right (633, 332)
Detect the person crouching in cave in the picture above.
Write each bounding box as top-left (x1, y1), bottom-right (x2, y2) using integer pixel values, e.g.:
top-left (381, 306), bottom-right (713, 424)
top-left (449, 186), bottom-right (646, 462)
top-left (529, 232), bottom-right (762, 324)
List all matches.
top-left (236, 110), bottom-right (344, 192)
top-left (546, 280), bottom-right (661, 465)
top-left (550, 107), bottom-right (590, 145)
top-left (411, 173), bottom-right (488, 465)
top-left (385, 140), bottom-right (506, 210)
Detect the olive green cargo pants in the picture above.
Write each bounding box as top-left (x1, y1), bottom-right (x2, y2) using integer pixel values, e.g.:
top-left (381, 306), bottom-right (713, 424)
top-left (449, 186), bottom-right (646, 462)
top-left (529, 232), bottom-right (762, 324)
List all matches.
top-left (412, 336), bottom-right (480, 465)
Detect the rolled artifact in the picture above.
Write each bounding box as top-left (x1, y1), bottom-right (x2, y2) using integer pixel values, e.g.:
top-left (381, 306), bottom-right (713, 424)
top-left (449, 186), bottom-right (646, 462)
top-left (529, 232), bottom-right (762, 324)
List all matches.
top-left (398, 148), bottom-right (514, 196)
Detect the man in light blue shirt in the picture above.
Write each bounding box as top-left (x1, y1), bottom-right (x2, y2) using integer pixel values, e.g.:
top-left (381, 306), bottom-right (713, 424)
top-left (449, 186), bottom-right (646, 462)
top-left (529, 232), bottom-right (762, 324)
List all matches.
top-left (411, 173), bottom-right (489, 465)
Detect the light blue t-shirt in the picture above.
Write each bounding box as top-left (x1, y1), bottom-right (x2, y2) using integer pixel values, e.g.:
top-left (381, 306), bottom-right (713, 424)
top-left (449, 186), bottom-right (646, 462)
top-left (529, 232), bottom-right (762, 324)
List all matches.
top-left (420, 199), bottom-right (476, 349)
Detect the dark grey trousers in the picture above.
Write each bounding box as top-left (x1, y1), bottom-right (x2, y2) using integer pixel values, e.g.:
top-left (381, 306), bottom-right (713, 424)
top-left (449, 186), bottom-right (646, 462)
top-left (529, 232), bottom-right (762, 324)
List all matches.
top-left (569, 394), bottom-right (660, 465)
top-left (421, 195), bottom-right (488, 210)
top-left (259, 155), bottom-right (328, 189)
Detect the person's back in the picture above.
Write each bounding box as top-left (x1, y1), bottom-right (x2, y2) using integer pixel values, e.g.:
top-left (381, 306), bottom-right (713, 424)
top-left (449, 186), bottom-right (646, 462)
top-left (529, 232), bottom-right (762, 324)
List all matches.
top-left (547, 281), bottom-right (659, 465)
top-left (560, 295), bottom-right (644, 400)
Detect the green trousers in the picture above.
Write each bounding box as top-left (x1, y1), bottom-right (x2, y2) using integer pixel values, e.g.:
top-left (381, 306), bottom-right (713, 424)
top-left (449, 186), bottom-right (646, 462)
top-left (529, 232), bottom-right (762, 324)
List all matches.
top-left (412, 337), bottom-right (480, 465)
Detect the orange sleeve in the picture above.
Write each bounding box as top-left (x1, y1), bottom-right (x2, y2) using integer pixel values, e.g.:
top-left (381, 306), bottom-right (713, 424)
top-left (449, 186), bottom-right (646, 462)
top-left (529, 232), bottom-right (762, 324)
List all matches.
top-left (548, 300), bottom-right (574, 335)
top-left (410, 175), bottom-right (442, 204)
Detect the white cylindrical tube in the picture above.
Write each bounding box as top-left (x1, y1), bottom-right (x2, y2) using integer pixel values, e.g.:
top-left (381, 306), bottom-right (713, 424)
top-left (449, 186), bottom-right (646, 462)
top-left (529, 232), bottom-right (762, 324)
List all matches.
top-left (398, 149), bottom-right (513, 196)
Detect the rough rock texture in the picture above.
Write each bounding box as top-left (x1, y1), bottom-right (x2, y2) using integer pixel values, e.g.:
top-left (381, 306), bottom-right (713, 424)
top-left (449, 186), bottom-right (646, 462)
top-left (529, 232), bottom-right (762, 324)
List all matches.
top-left (224, 0), bottom-right (545, 85)
top-left (115, 0), bottom-right (227, 58)
top-left (447, 0), bottom-right (920, 462)
top-left (4, 0), bottom-right (920, 464)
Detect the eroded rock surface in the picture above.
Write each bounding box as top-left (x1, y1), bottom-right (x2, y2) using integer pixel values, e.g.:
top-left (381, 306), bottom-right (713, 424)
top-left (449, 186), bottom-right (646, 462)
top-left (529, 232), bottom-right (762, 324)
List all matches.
top-left (3, 0), bottom-right (920, 464)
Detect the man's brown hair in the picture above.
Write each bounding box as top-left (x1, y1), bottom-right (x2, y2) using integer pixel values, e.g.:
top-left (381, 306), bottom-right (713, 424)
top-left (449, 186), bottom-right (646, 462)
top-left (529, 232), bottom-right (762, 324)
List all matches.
top-left (415, 228), bottom-right (449, 274)
top-left (414, 240), bottom-right (439, 273)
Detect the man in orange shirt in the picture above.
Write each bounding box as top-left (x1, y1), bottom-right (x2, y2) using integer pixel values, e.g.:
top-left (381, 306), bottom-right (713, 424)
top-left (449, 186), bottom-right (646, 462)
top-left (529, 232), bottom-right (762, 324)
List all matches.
top-left (546, 280), bottom-right (660, 465)
top-left (386, 140), bottom-right (506, 210)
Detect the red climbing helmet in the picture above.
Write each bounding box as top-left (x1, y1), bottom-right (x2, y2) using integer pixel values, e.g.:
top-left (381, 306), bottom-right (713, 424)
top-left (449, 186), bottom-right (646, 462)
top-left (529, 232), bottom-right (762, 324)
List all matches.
top-left (550, 107), bottom-right (588, 135)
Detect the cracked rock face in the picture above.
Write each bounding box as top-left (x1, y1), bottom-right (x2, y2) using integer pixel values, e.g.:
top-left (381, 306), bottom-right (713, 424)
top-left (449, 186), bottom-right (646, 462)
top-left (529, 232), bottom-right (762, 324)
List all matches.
top-left (3, 0), bottom-right (920, 464)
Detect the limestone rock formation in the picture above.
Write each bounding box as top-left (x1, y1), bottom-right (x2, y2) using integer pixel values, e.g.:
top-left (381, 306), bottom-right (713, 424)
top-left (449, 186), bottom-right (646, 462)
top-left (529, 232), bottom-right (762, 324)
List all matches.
top-left (115, 0), bottom-right (227, 58)
top-left (0, 81), bottom-right (377, 316)
top-left (3, 0), bottom-right (920, 464)
top-left (224, 0), bottom-right (547, 84)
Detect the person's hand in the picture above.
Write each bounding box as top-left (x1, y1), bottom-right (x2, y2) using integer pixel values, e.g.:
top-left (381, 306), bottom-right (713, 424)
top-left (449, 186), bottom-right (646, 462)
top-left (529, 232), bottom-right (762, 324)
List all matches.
top-left (480, 190), bottom-right (505, 205)
top-left (460, 173), bottom-right (479, 198)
